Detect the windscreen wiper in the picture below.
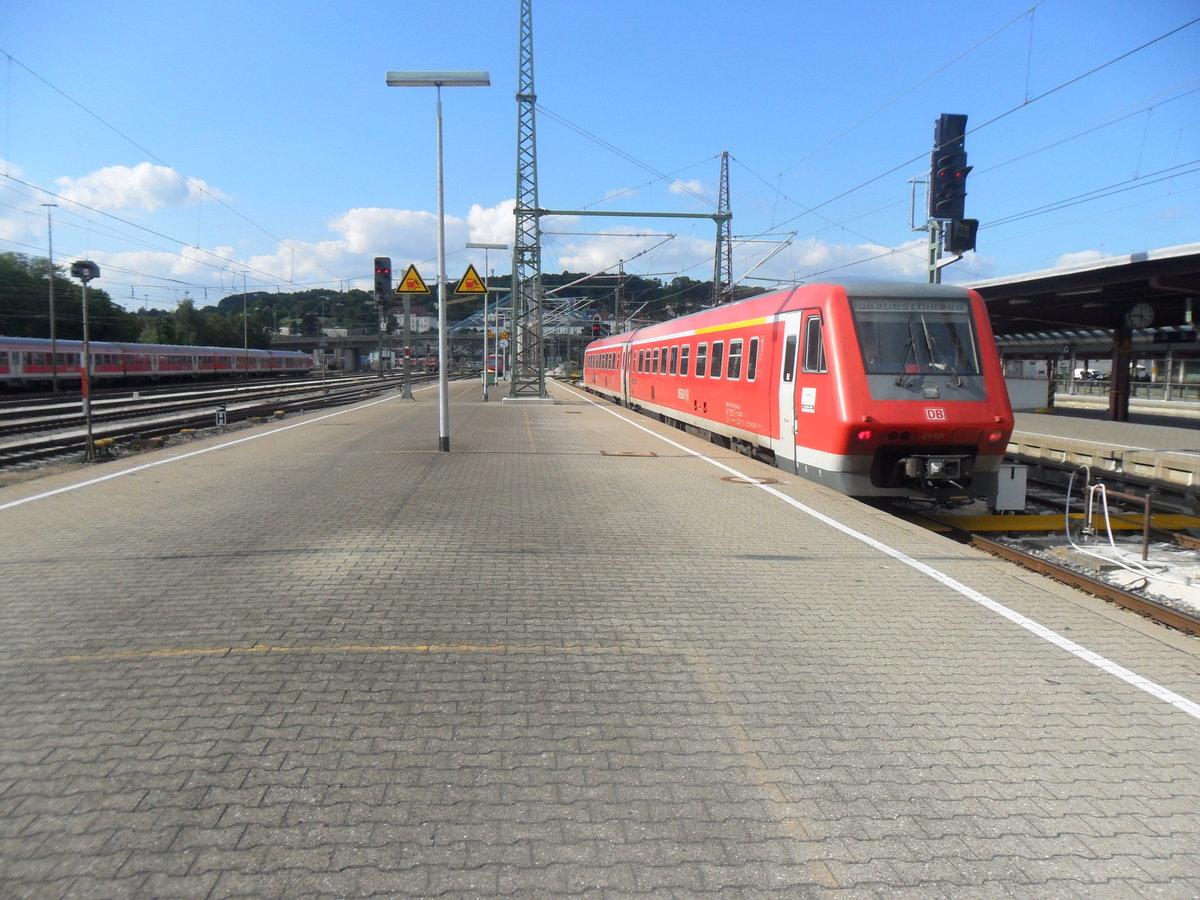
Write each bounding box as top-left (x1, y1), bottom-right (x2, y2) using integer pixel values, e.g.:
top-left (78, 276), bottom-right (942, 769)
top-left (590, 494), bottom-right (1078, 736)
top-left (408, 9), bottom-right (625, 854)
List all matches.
top-left (894, 326), bottom-right (917, 387)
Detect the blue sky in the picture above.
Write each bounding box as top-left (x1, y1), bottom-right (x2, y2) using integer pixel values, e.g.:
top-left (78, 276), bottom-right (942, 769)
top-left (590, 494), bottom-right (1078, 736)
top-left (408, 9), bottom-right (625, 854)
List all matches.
top-left (2, 0), bottom-right (1197, 311)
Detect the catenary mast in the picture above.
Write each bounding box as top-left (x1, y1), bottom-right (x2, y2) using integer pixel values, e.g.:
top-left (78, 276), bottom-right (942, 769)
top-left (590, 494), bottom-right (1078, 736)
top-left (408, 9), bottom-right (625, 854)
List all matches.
top-left (713, 151), bottom-right (733, 305)
top-left (509, 0), bottom-right (547, 398)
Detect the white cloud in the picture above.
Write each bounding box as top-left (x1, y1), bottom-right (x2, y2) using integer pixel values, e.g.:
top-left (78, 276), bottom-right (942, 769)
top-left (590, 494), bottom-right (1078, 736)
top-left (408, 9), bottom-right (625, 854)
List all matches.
top-left (551, 227), bottom-right (681, 274)
top-left (602, 187), bottom-right (638, 203)
top-left (55, 162), bottom-right (223, 212)
top-left (327, 206), bottom-right (441, 257)
top-left (721, 236), bottom-right (930, 286)
top-left (1054, 249), bottom-right (1105, 269)
top-left (467, 199), bottom-right (516, 247)
top-left (668, 179), bottom-right (705, 197)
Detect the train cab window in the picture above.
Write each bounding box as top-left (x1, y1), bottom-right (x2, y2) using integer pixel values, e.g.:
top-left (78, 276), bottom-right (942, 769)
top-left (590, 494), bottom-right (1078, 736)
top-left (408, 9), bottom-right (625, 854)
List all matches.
top-left (746, 338), bottom-right (759, 381)
top-left (782, 335), bottom-right (798, 383)
top-left (695, 343), bottom-right (708, 378)
top-left (679, 345), bottom-right (690, 376)
top-left (726, 339), bottom-right (743, 380)
top-left (851, 296), bottom-right (980, 376)
top-left (802, 316), bottom-right (827, 373)
top-left (710, 341), bottom-right (724, 379)
top-left (669, 346), bottom-right (678, 375)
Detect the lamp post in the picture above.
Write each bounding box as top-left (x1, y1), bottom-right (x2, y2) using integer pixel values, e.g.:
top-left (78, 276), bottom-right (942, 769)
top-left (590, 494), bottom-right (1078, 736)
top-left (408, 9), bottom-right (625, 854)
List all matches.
top-left (69, 260), bottom-right (100, 461)
top-left (320, 296), bottom-right (329, 392)
top-left (386, 70), bottom-right (490, 452)
top-left (41, 203), bottom-right (60, 392)
top-left (466, 242), bottom-right (508, 401)
top-left (240, 271), bottom-right (248, 349)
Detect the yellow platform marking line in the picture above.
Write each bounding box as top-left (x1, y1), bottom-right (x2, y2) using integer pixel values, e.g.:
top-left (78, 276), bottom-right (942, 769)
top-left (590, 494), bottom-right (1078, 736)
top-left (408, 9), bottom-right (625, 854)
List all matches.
top-left (10, 638), bottom-right (842, 864)
top-left (919, 513), bottom-right (1200, 532)
top-left (14, 641), bottom-right (679, 666)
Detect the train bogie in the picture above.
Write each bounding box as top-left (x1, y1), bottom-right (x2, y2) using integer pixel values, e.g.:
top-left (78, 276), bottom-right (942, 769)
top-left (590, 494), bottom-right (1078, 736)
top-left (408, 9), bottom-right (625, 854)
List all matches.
top-left (582, 282), bottom-right (1013, 502)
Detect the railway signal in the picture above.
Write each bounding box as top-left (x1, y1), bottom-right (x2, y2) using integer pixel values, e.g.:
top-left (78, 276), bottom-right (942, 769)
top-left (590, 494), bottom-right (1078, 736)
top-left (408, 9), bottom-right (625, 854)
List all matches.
top-left (945, 218), bottom-right (979, 255)
top-left (930, 114), bottom-right (971, 221)
top-left (373, 256), bottom-right (392, 301)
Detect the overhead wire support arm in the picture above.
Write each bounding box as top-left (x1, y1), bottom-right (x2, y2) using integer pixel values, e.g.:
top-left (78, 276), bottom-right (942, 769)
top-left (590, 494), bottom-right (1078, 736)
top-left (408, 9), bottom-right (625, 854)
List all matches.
top-left (534, 208), bottom-right (730, 221)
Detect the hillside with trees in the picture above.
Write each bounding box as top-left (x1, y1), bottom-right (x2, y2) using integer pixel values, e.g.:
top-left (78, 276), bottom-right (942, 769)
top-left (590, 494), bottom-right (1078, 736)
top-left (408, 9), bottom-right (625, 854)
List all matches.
top-left (1, 251), bottom-right (763, 348)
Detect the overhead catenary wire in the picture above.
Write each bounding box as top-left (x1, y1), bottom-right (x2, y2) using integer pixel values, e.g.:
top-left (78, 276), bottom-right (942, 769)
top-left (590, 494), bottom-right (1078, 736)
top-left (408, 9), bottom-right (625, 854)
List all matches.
top-left (0, 49), bottom-right (348, 289)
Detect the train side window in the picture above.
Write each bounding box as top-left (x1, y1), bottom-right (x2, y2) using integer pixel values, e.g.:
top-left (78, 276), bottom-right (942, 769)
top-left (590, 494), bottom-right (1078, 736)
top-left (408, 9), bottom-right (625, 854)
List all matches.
top-left (747, 337), bottom-right (759, 381)
top-left (679, 345), bottom-right (690, 376)
top-left (710, 341), bottom-right (724, 379)
top-left (669, 346), bottom-right (678, 375)
top-left (783, 335), bottom-right (798, 383)
top-left (652, 347), bottom-right (660, 374)
top-left (802, 315), bottom-right (827, 373)
top-left (695, 343), bottom-right (708, 377)
top-left (727, 339), bottom-right (743, 380)
top-left (0, 351), bottom-right (7, 365)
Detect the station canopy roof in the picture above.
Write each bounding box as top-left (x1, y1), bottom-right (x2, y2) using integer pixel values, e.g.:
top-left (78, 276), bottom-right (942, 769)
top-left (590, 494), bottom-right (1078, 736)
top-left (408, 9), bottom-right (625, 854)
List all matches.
top-left (968, 242), bottom-right (1200, 336)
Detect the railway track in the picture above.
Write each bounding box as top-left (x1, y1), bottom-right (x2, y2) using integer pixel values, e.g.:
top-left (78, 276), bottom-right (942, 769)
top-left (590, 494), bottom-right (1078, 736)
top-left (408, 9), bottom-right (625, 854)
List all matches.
top-left (0, 373), bottom-right (428, 471)
top-left (971, 533), bottom-right (1200, 635)
top-left (901, 504), bottom-right (1200, 636)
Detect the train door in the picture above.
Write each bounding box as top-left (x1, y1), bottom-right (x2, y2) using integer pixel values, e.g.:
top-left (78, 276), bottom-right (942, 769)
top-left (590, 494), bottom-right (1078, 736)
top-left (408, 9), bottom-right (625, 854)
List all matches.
top-left (620, 346), bottom-right (631, 405)
top-left (776, 312), bottom-right (803, 472)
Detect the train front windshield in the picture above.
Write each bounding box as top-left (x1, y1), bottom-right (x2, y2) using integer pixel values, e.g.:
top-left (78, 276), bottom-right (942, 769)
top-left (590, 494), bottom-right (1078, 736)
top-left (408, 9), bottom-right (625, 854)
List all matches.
top-left (851, 297), bottom-right (980, 378)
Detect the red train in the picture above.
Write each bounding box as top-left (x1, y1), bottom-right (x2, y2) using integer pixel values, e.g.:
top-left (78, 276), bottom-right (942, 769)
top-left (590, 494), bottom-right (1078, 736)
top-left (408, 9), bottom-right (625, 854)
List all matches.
top-left (0, 336), bottom-right (314, 388)
top-left (582, 281), bottom-right (1014, 502)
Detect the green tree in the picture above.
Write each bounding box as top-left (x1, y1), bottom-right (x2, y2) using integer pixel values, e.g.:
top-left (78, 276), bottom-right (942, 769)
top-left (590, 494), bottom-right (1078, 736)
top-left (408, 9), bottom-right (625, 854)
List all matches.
top-left (171, 297), bottom-right (202, 345)
top-left (137, 319), bottom-right (162, 343)
top-left (0, 251), bottom-right (137, 340)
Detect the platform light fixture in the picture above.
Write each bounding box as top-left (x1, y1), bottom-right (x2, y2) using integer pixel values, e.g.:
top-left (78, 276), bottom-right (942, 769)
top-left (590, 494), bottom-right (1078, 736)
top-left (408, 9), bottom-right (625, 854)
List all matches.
top-left (386, 69), bottom-right (491, 452)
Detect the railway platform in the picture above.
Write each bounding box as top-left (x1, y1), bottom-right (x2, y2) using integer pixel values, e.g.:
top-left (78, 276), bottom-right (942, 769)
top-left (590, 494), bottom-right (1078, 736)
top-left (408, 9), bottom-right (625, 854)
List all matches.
top-left (1009, 408), bottom-right (1199, 512)
top-left (2, 378), bottom-right (1200, 897)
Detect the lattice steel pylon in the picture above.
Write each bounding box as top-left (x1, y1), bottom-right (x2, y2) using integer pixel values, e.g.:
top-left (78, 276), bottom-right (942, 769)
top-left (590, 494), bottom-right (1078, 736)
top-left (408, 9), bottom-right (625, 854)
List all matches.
top-left (712, 150), bottom-right (733, 305)
top-left (509, 0), bottom-right (547, 398)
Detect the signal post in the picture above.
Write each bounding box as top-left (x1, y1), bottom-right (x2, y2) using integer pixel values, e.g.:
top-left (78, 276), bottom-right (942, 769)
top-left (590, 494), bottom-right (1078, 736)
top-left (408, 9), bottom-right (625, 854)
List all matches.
top-left (395, 264), bottom-right (430, 400)
top-left (925, 113), bottom-right (978, 283)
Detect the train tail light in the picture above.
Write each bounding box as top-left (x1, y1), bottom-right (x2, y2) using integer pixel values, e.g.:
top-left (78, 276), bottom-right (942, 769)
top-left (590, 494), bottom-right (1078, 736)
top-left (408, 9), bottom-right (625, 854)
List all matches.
top-left (855, 428), bottom-right (873, 442)
top-left (987, 430), bottom-right (1005, 442)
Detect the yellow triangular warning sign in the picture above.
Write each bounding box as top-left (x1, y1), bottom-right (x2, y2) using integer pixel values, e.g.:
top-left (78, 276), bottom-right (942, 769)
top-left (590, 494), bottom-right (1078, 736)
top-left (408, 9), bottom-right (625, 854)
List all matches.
top-left (396, 264), bottom-right (429, 294)
top-left (454, 264), bottom-right (487, 295)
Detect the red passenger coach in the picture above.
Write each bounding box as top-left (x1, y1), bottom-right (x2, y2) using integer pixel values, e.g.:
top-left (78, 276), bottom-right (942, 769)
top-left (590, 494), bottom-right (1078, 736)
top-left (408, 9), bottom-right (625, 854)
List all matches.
top-left (582, 282), bottom-right (1014, 502)
top-left (0, 336), bottom-right (314, 388)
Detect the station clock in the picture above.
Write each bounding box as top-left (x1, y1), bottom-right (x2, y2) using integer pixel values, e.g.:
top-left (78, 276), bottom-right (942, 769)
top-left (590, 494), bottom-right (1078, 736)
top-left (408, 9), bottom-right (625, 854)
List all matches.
top-left (1125, 302), bottom-right (1154, 329)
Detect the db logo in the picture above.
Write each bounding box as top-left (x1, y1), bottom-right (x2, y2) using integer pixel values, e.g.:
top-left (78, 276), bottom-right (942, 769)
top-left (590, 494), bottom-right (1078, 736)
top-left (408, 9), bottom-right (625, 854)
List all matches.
top-left (925, 408), bottom-right (947, 420)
